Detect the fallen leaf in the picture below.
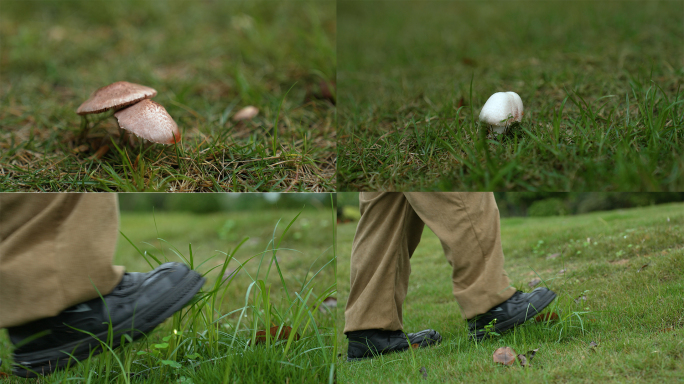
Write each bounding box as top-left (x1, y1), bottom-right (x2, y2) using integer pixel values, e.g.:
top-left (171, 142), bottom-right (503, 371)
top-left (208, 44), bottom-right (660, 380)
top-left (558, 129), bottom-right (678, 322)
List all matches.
top-left (412, 343), bottom-right (420, 349)
top-left (516, 353), bottom-right (528, 367)
top-left (462, 57), bottom-right (477, 66)
top-left (74, 144), bottom-right (89, 153)
top-left (233, 106), bottom-right (259, 121)
top-left (534, 312), bottom-right (559, 322)
top-left (528, 278), bottom-right (542, 288)
top-left (0, 372), bottom-right (8, 378)
top-left (609, 259), bottom-right (629, 265)
top-left (517, 348), bottom-right (538, 367)
top-left (546, 253), bottom-right (560, 260)
top-left (419, 366), bottom-right (427, 379)
top-left (558, 269), bottom-right (567, 274)
top-left (254, 326), bottom-right (299, 345)
top-left (588, 341), bottom-right (598, 352)
top-left (493, 346), bottom-right (517, 366)
top-left (660, 327), bottom-right (674, 333)
top-left (637, 264), bottom-right (649, 272)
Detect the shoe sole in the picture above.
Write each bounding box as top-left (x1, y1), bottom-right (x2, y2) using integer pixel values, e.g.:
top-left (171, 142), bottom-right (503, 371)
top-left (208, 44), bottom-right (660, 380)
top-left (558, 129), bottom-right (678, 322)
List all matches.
top-left (12, 267), bottom-right (205, 378)
top-left (472, 289), bottom-right (557, 341)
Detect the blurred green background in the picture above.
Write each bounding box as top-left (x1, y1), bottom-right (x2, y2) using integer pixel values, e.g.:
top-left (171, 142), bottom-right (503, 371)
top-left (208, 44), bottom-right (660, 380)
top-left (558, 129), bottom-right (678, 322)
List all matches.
top-left (338, 0), bottom-right (681, 112)
top-left (2, 0), bottom-right (335, 106)
top-left (114, 193), bottom-right (336, 310)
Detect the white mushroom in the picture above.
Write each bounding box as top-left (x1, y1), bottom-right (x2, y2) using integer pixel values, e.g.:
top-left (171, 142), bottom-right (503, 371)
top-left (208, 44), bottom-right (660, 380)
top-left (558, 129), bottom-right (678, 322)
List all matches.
top-left (114, 99), bottom-right (181, 145)
top-left (479, 91), bottom-right (524, 134)
top-left (233, 105), bottom-right (259, 121)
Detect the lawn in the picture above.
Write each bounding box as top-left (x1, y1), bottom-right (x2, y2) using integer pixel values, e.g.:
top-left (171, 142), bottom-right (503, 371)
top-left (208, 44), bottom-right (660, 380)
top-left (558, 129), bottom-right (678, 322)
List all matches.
top-left (336, 200), bottom-right (684, 383)
top-left (0, 202), bottom-right (337, 383)
top-left (337, 1), bottom-right (684, 191)
top-left (0, 0), bottom-right (336, 192)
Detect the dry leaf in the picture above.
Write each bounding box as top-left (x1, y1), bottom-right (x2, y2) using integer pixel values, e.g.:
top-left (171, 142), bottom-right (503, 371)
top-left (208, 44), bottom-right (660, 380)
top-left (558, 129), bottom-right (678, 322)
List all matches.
top-left (534, 312), bottom-right (559, 322)
top-left (588, 341), bottom-right (598, 352)
top-left (412, 343), bottom-right (420, 349)
top-left (493, 346), bottom-right (517, 366)
top-left (517, 349), bottom-right (538, 367)
top-left (254, 326), bottom-right (299, 344)
top-left (528, 278), bottom-right (542, 288)
top-left (546, 253), bottom-right (560, 260)
top-left (558, 269), bottom-right (567, 274)
top-left (419, 366), bottom-right (427, 379)
top-left (637, 264), bottom-right (649, 272)
top-left (0, 372), bottom-right (8, 378)
top-left (233, 106), bottom-right (259, 121)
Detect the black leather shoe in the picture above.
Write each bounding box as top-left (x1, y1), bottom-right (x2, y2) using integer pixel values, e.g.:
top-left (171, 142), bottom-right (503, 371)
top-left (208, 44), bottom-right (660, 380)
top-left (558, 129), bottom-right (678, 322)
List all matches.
top-left (468, 287), bottom-right (557, 341)
top-left (9, 262), bottom-right (205, 378)
top-left (346, 328), bottom-right (442, 361)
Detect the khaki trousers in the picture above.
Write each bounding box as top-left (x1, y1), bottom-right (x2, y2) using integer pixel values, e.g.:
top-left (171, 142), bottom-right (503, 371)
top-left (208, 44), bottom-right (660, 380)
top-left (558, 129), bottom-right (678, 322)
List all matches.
top-left (0, 194), bottom-right (124, 328)
top-left (344, 192), bottom-right (515, 333)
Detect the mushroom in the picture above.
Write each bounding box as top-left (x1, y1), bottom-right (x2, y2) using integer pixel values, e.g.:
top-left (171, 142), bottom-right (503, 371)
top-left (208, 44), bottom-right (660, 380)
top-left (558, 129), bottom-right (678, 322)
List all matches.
top-left (76, 81), bottom-right (157, 115)
top-left (114, 99), bottom-right (181, 144)
top-left (75, 81), bottom-right (181, 145)
top-left (233, 105), bottom-right (259, 121)
top-left (479, 91), bottom-right (524, 134)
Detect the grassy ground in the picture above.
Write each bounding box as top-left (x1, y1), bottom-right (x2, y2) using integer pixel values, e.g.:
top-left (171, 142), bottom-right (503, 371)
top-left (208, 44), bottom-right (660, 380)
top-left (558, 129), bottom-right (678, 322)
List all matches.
top-left (336, 200), bottom-right (684, 383)
top-left (0, 204), bottom-right (337, 383)
top-left (337, 1), bottom-right (684, 191)
top-left (0, 0), bottom-right (336, 192)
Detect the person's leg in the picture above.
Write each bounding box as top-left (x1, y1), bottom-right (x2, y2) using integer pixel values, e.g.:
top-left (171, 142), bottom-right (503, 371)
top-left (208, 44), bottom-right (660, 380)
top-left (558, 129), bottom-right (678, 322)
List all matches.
top-left (0, 193), bottom-right (124, 328)
top-left (404, 192), bottom-right (556, 340)
top-left (344, 192), bottom-right (440, 361)
top-left (0, 193), bottom-right (206, 378)
top-left (344, 192), bottom-right (424, 333)
top-left (403, 192), bottom-right (515, 319)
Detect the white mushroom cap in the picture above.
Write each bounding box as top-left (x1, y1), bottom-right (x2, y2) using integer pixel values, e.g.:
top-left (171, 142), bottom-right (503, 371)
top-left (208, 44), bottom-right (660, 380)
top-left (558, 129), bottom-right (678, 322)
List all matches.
top-left (479, 91), bottom-right (524, 134)
top-left (113, 99), bottom-right (180, 144)
top-left (232, 105), bottom-right (259, 121)
top-left (76, 81), bottom-right (157, 115)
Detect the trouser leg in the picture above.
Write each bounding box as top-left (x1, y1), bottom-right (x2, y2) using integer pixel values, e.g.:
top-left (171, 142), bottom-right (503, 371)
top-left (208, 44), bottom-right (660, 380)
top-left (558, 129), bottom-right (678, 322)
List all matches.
top-left (404, 193), bottom-right (515, 319)
top-left (344, 192), bottom-right (515, 333)
top-left (344, 192), bottom-right (424, 333)
top-left (0, 193), bottom-right (125, 328)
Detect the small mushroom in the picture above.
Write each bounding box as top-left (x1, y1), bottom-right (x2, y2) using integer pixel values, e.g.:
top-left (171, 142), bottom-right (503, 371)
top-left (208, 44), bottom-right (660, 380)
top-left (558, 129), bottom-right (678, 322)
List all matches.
top-left (479, 91), bottom-right (524, 134)
top-left (76, 81), bottom-right (157, 115)
top-left (114, 99), bottom-right (180, 144)
top-left (232, 105), bottom-right (259, 121)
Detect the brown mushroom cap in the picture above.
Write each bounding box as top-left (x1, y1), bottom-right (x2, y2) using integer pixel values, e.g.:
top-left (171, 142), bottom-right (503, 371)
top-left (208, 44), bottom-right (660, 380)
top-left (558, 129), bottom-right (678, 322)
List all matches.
top-left (76, 81), bottom-right (157, 115)
top-left (113, 99), bottom-right (181, 144)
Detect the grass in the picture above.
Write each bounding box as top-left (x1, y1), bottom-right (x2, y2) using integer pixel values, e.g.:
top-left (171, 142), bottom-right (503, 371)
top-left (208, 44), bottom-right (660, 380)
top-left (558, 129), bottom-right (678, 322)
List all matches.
top-left (0, 0), bottom-right (336, 192)
top-left (337, 1), bottom-right (684, 191)
top-left (0, 203), bottom-right (337, 383)
top-left (336, 199), bottom-right (684, 383)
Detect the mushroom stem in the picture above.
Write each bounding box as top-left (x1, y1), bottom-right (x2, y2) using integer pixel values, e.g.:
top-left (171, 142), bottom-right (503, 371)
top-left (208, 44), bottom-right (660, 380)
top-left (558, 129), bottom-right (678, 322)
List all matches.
top-left (78, 115), bottom-right (90, 141)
